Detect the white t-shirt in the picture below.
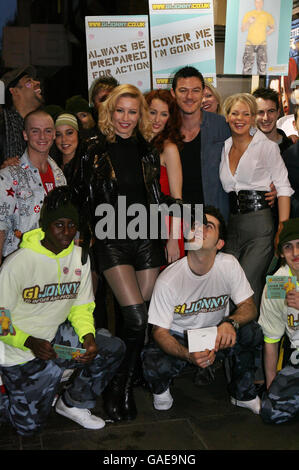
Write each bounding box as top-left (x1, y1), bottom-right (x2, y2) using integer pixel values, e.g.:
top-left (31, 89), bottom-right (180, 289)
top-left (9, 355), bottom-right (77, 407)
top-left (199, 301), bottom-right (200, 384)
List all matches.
top-left (259, 264), bottom-right (299, 349)
top-left (148, 253), bottom-right (254, 334)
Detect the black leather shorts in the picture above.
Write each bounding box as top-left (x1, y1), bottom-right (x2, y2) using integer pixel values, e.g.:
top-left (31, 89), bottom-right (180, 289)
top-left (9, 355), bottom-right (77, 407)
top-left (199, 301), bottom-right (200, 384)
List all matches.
top-left (92, 238), bottom-right (166, 273)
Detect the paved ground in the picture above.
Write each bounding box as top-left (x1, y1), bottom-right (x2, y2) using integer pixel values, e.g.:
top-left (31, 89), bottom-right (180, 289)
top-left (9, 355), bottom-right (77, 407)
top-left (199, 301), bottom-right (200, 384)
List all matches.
top-left (1, 364), bottom-right (299, 454)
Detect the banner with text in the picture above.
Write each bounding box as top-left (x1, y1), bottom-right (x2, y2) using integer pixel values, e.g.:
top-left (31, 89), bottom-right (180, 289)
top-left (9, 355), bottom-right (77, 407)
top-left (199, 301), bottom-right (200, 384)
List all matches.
top-left (85, 16), bottom-right (151, 95)
top-left (148, 1), bottom-right (216, 89)
top-left (224, 0), bottom-right (293, 76)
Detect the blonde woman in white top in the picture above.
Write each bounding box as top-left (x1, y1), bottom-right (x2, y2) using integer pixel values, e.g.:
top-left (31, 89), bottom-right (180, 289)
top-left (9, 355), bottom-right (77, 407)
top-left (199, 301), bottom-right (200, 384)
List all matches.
top-left (219, 93), bottom-right (293, 308)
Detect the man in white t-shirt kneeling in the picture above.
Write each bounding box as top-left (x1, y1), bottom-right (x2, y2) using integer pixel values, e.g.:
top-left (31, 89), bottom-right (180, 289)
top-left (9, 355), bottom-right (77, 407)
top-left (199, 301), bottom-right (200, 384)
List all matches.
top-left (142, 206), bottom-right (263, 415)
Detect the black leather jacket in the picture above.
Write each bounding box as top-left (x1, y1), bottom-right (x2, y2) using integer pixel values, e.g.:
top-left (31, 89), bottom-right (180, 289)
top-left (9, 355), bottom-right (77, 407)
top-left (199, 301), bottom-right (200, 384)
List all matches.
top-left (71, 130), bottom-right (181, 261)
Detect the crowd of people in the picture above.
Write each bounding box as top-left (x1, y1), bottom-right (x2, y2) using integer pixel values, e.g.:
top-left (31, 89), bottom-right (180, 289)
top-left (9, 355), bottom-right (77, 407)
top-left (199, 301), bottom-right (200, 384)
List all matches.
top-left (0, 63), bottom-right (299, 438)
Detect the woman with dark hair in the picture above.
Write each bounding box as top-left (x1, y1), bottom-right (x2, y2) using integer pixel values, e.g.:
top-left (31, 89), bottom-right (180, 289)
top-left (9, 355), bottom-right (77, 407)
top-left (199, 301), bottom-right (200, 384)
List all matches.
top-left (71, 84), bottom-right (182, 422)
top-left (145, 89), bottom-right (185, 263)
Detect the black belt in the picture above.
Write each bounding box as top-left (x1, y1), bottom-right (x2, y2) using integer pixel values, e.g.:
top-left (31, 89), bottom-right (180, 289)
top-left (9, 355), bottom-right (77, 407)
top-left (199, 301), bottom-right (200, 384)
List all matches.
top-left (229, 190), bottom-right (268, 215)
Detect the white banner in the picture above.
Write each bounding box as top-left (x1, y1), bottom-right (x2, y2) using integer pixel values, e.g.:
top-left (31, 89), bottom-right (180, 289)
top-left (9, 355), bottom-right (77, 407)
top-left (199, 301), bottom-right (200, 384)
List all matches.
top-left (148, 1), bottom-right (216, 89)
top-left (85, 16), bottom-right (151, 95)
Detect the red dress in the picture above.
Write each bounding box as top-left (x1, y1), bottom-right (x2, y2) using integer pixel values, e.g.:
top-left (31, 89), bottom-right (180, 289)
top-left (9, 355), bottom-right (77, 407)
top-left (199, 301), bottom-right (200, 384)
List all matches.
top-left (159, 165), bottom-right (185, 262)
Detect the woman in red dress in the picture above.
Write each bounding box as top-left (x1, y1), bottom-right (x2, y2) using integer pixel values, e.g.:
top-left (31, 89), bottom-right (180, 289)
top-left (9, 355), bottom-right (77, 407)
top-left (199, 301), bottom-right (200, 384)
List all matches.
top-left (145, 89), bottom-right (185, 264)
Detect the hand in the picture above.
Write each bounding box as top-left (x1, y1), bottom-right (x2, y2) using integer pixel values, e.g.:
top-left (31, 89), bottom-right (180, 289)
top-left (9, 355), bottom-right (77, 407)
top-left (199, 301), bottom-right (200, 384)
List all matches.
top-left (289, 134), bottom-right (298, 144)
top-left (78, 333), bottom-right (98, 363)
top-left (165, 238), bottom-right (180, 264)
top-left (24, 336), bottom-right (57, 361)
top-left (265, 183), bottom-right (277, 208)
top-left (215, 322), bottom-right (236, 351)
top-left (286, 289), bottom-right (299, 310)
top-left (189, 349), bottom-right (216, 368)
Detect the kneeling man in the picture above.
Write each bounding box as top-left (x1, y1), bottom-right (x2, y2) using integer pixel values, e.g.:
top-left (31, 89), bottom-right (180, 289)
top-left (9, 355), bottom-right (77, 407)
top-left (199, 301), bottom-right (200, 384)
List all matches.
top-left (259, 218), bottom-right (299, 424)
top-left (142, 206), bottom-right (263, 414)
top-left (0, 186), bottom-right (125, 436)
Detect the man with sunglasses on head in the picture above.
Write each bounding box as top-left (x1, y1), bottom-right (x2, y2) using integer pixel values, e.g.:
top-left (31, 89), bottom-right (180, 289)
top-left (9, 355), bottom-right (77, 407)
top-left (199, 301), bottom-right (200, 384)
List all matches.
top-left (0, 65), bottom-right (44, 166)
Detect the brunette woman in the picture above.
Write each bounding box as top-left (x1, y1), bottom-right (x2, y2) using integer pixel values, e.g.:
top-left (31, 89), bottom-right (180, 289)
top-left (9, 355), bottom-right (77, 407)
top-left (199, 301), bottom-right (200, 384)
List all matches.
top-left (145, 89), bottom-right (185, 263)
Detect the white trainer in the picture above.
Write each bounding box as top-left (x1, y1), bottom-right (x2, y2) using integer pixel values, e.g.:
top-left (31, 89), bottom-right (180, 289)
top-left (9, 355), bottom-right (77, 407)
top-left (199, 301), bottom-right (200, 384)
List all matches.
top-left (153, 388), bottom-right (173, 410)
top-left (230, 395), bottom-right (261, 415)
top-left (55, 397), bottom-right (105, 429)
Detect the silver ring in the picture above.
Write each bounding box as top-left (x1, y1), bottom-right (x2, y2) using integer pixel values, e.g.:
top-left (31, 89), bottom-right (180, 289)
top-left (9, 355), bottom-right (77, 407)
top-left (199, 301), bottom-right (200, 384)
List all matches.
top-left (206, 360), bottom-right (210, 365)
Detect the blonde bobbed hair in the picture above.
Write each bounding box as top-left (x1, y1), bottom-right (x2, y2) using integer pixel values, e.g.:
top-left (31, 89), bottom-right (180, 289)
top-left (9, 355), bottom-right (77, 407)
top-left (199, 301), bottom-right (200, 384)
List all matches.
top-left (98, 83), bottom-right (153, 142)
top-left (222, 92), bottom-right (258, 118)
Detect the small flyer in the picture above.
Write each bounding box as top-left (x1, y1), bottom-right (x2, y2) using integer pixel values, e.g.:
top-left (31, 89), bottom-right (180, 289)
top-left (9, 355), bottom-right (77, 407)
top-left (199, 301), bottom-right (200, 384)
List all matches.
top-left (53, 344), bottom-right (86, 360)
top-left (266, 275), bottom-right (297, 299)
top-left (187, 326), bottom-right (217, 353)
top-left (0, 308), bottom-right (15, 336)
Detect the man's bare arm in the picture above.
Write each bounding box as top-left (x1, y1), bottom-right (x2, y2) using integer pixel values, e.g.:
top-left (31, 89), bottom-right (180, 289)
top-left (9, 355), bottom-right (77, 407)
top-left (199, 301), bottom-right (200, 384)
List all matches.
top-left (215, 296), bottom-right (257, 351)
top-left (264, 342), bottom-right (279, 389)
top-left (153, 326), bottom-right (190, 361)
top-left (230, 296), bottom-right (257, 325)
top-left (152, 325), bottom-right (216, 368)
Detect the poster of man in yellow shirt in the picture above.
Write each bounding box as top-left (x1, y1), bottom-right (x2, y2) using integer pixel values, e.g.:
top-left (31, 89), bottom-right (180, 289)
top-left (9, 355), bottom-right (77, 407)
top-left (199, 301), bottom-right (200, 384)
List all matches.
top-left (224, 0), bottom-right (292, 76)
top-left (242, 0), bottom-right (275, 74)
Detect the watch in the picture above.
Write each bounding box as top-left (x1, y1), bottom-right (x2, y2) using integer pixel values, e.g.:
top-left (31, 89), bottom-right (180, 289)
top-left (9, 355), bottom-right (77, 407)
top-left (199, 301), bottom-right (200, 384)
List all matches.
top-left (220, 318), bottom-right (240, 331)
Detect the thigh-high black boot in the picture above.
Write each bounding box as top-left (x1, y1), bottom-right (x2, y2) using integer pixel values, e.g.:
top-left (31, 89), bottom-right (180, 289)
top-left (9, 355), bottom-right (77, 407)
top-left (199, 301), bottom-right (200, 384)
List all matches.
top-left (103, 303), bottom-right (148, 421)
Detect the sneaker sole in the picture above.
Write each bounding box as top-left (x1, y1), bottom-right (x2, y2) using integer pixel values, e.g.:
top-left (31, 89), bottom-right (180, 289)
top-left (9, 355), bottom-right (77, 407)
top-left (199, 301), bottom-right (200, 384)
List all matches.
top-left (230, 397), bottom-right (260, 415)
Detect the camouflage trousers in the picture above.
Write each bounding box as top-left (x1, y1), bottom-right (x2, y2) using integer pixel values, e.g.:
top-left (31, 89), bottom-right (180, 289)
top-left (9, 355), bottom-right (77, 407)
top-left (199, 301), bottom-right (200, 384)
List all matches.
top-left (0, 321), bottom-right (125, 436)
top-left (142, 321), bottom-right (263, 400)
top-left (261, 350), bottom-right (299, 424)
top-left (242, 44), bottom-right (267, 75)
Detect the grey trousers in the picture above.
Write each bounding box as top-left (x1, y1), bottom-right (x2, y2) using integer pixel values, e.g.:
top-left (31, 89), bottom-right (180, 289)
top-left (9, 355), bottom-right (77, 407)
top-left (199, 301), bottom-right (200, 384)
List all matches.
top-left (224, 208), bottom-right (274, 310)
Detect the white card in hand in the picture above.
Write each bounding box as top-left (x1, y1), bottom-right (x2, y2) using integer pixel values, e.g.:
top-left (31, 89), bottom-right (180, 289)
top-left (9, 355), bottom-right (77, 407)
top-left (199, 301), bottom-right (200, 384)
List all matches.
top-left (187, 326), bottom-right (217, 352)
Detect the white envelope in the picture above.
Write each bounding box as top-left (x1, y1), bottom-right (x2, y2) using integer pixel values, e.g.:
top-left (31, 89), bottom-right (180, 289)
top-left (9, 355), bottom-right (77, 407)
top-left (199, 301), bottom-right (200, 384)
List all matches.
top-left (187, 326), bottom-right (217, 353)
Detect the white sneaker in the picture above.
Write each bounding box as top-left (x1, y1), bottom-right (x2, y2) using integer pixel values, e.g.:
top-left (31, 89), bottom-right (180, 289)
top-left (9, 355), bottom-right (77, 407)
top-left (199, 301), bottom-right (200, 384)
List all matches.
top-left (153, 388), bottom-right (173, 410)
top-left (55, 397), bottom-right (105, 429)
top-left (230, 395), bottom-right (261, 415)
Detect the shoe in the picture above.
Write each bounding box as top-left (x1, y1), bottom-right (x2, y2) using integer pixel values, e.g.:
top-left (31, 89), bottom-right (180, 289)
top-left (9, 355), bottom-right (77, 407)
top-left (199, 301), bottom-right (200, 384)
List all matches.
top-left (153, 388), bottom-right (173, 411)
top-left (230, 395), bottom-right (261, 415)
top-left (55, 397), bottom-right (105, 429)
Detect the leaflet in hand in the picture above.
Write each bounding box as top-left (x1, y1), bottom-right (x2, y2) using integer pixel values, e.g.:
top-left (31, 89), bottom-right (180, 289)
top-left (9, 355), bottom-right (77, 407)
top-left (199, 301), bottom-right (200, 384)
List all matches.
top-left (266, 275), bottom-right (297, 299)
top-left (187, 326), bottom-right (217, 353)
top-left (53, 344), bottom-right (86, 360)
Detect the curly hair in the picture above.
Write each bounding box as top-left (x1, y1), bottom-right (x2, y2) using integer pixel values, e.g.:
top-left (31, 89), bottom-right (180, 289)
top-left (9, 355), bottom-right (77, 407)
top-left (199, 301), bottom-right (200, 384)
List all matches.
top-left (98, 84), bottom-right (153, 142)
top-left (89, 76), bottom-right (119, 105)
top-left (144, 89), bottom-right (184, 153)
